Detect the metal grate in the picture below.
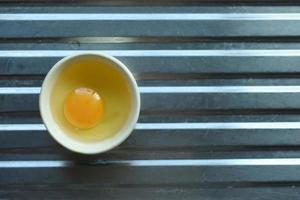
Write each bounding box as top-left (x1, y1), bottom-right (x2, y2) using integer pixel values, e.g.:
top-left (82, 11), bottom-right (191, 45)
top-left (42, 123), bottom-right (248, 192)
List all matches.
top-left (2, 3), bottom-right (300, 199)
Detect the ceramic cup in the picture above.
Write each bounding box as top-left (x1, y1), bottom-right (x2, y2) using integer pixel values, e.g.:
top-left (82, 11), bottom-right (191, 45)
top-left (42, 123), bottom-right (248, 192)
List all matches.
top-left (40, 53), bottom-right (140, 154)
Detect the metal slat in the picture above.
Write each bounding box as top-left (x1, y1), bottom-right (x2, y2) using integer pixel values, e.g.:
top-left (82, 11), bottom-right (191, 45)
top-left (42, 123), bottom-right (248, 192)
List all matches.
top-left (2, 129), bottom-right (300, 160)
top-left (3, 164), bottom-right (300, 185)
top-left (3, 56), bottom-right (300, 76)
top-left (2, 89), bottom-right (300, 112)
top-left (2, 14), bottom-right (300, 37)
top-left (1, 187), bottom-right (300, 200)
top-left (5, 78), bottom-right (300, 88)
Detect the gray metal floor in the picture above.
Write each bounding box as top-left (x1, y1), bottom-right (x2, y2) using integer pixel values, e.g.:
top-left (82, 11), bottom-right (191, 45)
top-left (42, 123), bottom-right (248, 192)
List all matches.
top-left (2, 2), bottom-right (300, 199)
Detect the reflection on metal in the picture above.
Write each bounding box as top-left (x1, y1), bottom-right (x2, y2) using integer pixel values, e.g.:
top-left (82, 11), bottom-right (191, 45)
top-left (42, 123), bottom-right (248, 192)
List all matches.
top-left (0, 87), bottom-right (40, 94)
top-left (136, 122), bottom-right (300, 130)
top-left (2, 122), bottom-right (300, 131)
top-left (111, 158), bottom-right (300, 166)
top-left (140, 86), bottom-right (300, 93)
top-left (3, 13), bottom-right (300, 21)
top-left (0, 124), bottom-right (46, 131)
top-left (0, 161), bottom-right (71, 168)
top-left (63, 37), bottom-right (138, 43)
top-left (1, 37), bottom-right (141, 44)
top-left (3, 86), bottom-right (300, 94)
top-left (2, 158), bottom-right (300, 168)
top-left (3, 50), bottom-right (300, 57)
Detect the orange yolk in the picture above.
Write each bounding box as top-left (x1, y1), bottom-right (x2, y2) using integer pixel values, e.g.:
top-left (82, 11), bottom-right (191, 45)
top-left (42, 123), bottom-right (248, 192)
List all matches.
top-left (64, 87), bottom-right (104, 129)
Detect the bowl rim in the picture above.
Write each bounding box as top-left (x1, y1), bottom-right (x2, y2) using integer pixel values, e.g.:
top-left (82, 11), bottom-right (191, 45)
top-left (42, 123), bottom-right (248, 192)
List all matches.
top-left (39, 52), bottom-right (140, 154)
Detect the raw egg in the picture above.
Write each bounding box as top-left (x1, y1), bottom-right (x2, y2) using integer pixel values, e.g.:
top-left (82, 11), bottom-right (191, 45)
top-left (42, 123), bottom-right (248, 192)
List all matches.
top-left (51, 57), bottom-right (132, 142)
top-left (64, 87), bottom-right (104, 129)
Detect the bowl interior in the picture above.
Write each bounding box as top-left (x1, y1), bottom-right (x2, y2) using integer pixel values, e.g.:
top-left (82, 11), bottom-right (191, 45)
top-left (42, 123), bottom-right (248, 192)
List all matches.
top-left (40, 53), bottom-right (140, 154)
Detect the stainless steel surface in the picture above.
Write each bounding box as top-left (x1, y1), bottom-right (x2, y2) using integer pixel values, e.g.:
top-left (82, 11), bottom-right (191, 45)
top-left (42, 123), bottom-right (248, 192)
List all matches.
top-left (2, 2), bottom-right (300, 199)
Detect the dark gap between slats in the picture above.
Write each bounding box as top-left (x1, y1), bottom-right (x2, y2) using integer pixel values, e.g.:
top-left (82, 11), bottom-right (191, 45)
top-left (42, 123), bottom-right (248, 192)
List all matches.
top-left (2, 108), bottom-right (300, 119)
top-left (139, 72), bottom-right (300, 80)
top-left (0, 75), bottom-right (44, 80)
top-left (2, 142), bottom-right (300, 153)
top-left (2, 181), bottom-right (300, 189)
top-left (2, 110), bottom-right (300, 126)
top-left (4, 93), bottom-right (300, 112)
top-left (2, 150), bottom-right (300, 161)
top-left (3, 112), bottom-right (300, 125)
top-left (2, 149), bottom-right (300, 164)
top-left (141, 108), bottom-right (300, 116)
top-left (2, 74), bottom-right (300, 88)
top-left (116, 145), bottom-right (300, 152)
top-left (2, 73), bottom-right (300, 85)
top-left (2, 187), bottom-right (300, 200)
top-left (184, 145), bottom-right (300, 152)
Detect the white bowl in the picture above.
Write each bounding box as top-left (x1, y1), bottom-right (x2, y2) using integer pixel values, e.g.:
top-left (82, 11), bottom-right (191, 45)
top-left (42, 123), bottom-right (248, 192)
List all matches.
top-left (39, 53), bottom-right (140, 154)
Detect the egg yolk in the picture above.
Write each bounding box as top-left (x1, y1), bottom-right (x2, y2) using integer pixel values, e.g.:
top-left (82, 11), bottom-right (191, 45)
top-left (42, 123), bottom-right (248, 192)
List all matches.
top-left (64, 87), bottom-right (104, 129)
